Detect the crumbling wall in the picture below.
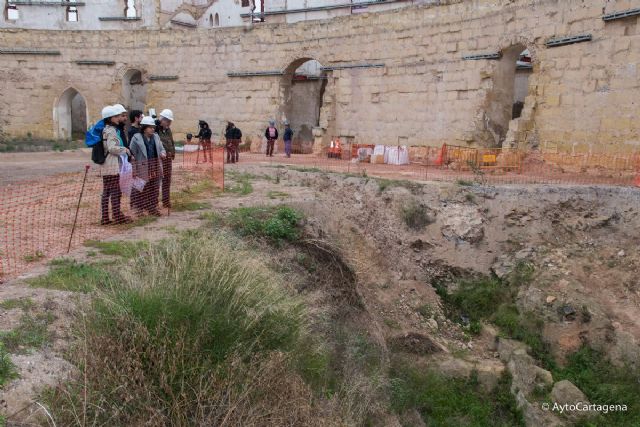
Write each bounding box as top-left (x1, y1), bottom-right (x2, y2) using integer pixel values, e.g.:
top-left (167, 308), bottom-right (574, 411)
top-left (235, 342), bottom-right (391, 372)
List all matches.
top-left (0, 0), bottom-right (639, 153)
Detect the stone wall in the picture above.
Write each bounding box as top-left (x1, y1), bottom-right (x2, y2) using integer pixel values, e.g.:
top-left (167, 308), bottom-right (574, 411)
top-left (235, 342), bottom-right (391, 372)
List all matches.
top-left (0, 0), bottom-right (639, 153)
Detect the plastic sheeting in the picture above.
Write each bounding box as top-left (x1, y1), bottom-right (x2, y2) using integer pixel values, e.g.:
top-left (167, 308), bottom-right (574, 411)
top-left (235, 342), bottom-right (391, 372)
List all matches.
top-left (386, 146), bottom-right (410, 165)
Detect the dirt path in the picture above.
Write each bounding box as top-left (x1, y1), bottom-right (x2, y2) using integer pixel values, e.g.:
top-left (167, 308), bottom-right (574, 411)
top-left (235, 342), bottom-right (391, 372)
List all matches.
top-left (0, 150), bottom-right (89, 185)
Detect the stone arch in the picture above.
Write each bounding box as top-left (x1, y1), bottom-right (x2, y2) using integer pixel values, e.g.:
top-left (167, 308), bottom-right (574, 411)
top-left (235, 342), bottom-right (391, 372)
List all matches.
top-left (54, 87), bottom-right (87, 140)
top-left (121, 68), bottom-right (147, 111)
top-left (278, 57), bottom-right (329, 153)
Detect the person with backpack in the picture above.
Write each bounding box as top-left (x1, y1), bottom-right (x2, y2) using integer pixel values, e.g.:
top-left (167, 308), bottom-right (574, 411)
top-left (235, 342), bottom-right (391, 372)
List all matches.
top-left (264, 120), bottom-right (278, 157)
top-left (195, 120), bottom-right (213, 163)
top-left (157, 109), bottom-right (175, 209)
top-left (100, 105), bottom-right (132, 225)
top-left (283, 121), bottom-right (293, 158)
top-left (129, 116), bottom-right (166, 216)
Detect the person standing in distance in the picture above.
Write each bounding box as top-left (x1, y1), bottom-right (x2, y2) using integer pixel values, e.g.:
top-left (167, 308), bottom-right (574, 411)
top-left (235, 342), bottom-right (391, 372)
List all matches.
top-left (264, 120), bottom-right (278, 157)
top-left (283, 121), bottom-right (293, 158)
top-left (157, 109), bottom-right (175, 209)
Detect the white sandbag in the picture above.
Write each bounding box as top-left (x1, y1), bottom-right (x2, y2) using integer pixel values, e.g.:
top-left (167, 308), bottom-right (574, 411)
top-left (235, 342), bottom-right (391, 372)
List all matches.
top-left (386, 146), bottom-right (410, 165)
top-left (176, 144), bottom-right (200, 153)
top-left (373, 145), bottom-right (386, 156)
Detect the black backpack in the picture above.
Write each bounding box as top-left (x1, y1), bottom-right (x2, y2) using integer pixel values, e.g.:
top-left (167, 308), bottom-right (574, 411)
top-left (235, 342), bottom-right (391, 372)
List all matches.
top-left (91, 139), bottom-right (107, 165)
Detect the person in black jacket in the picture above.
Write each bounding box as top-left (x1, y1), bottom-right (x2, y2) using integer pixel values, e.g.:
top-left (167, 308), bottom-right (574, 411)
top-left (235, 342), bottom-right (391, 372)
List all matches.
top-left (224, 122), bottom-right (242, 163)
top-left (127, 110), bottom-right (143, 142)
top-left (195, 120), bottom-right (213, 163)
top-left (264, 120), bottom-right (278, 157)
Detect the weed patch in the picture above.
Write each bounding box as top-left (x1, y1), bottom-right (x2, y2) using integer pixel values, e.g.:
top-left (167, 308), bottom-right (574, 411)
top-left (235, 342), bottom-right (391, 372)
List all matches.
top-left (0, 298), bottom-right (34, 311)
top-left (551, 346), bottom-right (640, 426)
top-left (84, 239), bottom-right (148, 258)
top-left (400, 200), bottom-right (434, 230)
top-left (224, 171), bottom-right (254, 195)
top-left (0, 343), bottom-right (17, 387)
top-left (390, 358), bottom-right (524, 426)
top-left (171, 178), bottom-right (218, 211)
top-left (1, 312), bottom-right (54, 354)
top-left (45, 232), bottom-right (327, 426)
top-left (228, 205), bottom-right (303, 243)
top-left (377, 178), bottom-right (423, 194)
top-left (268, 190), bottom-right (290, 199)
top-left (28, 259), bottom-right (111, 292)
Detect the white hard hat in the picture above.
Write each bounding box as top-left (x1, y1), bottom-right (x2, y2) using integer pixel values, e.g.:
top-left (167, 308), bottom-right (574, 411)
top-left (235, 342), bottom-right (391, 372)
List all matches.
top-left (101, 105), bottom-right (118, 119)
top-left (160, 109), bottom-right (174, 121)
top-left (140, 116), bottom-right (156, 126)
top-left (112, 104), bottom-right (127, 115)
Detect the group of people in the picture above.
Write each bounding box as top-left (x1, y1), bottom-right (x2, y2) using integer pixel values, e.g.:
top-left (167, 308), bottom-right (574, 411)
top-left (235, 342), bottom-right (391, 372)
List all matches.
top-left (97, 109), bottom-right (295, 225)
top-left (188, 119), bottom-right (294, 164)
top-left (98, 105), bottom-right (175, 225)
top-left (264, 120), bottom-right (294, 158)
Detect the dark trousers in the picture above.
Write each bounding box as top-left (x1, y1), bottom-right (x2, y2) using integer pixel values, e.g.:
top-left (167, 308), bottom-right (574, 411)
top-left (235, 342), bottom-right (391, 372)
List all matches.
top-left (201, 140), bottom-right (212, 162)
top-left (101, 174), bottom-right (122, 223)
top-left (132, 177), bottom-right (160, 214)
top-left (266, 139), bottom-right (275, 156)
top-left (226, 139), bottom-right (236, 163)
top-left (162, 157), bottom-right (173, 207)
top-left (233, 139), bottom-right (240, 162)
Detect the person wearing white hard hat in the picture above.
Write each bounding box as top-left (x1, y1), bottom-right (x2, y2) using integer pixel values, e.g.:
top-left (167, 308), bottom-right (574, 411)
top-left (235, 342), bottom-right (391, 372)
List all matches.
top-left (100, 105), bottom-right (133, 225)
top-left (157, 109), bottom-right (175, 208)
top-left (112, 104), bottom-right (130, 148)
top-left (129, 116), bottom-right (167, 216)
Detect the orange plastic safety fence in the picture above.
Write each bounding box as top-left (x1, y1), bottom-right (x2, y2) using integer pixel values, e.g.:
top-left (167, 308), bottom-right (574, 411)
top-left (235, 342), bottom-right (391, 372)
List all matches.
top-left (0, 150), bottom-right (224, 279)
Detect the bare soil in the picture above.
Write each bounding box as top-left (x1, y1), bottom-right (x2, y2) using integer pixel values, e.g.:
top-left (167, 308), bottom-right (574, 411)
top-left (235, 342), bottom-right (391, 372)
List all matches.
top-left (1, 160), bottom-right (639, 424)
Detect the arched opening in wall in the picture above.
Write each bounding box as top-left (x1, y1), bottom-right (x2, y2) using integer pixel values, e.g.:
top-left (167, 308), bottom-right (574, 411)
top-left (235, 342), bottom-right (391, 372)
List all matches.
top-left (122, 69), bottom-right (147, 112)
top-left (484, 44), bottom-right (531, 146)
top-left (5, 3), bottom-right (19, 20)
top-left (512, 49), bottom-right (532, 119)
top-left (209, 13), bottom-right (213, 26)
top-left (280, 58), bottom-right (327, 154)
top-left (124, 0), bottom-right (137, 18)
top-left (55, 88), bottom-right (87, 140)
top-left (214, 13), bottom-right (219, 26)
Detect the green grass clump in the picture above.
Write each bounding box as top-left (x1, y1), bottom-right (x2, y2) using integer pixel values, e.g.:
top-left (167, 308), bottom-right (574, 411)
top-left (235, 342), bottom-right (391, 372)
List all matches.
top-left (0, 342), bottom-right (17, 387)
top-left (435, 261), bottom-right (539, 339)
top-left (400, 200), bottom-right (434, 230)
top-left (171, 179), bottom-right (218, 211)
top-left (46, 232), bottom-right (323, 425)
top-left (0, 312), bottom-right (54, 354)
top-left (84, 239), bottom-right (148, 258)
top-left (456, 179), bottom-right (473, 186)
top-left (268, 190), bottom-right (289, 199)
top-left (228, 206), bottom-right (303, 243)
top-left (390, 359), bottom-right (524, 426)
top-left (0, 298), bottom-right (34, 311)
top-left (224, 171), bottom-right (254, 195)
top-left (551, 346), bottom-right (640, 426)
top-left (28, 259), bottom-right (111, 292)
top-left (377, 178), bottom-right (423, 194)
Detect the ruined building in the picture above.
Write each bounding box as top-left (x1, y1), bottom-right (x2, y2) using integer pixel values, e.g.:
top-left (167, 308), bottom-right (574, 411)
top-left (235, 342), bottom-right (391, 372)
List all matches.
top-left (0, 0), bottom-right (639, 153)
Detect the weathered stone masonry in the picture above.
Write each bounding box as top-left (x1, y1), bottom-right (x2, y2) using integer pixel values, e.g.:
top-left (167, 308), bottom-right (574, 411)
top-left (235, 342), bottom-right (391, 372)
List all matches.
top-left (0, 0), bottom-right (639, 153)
